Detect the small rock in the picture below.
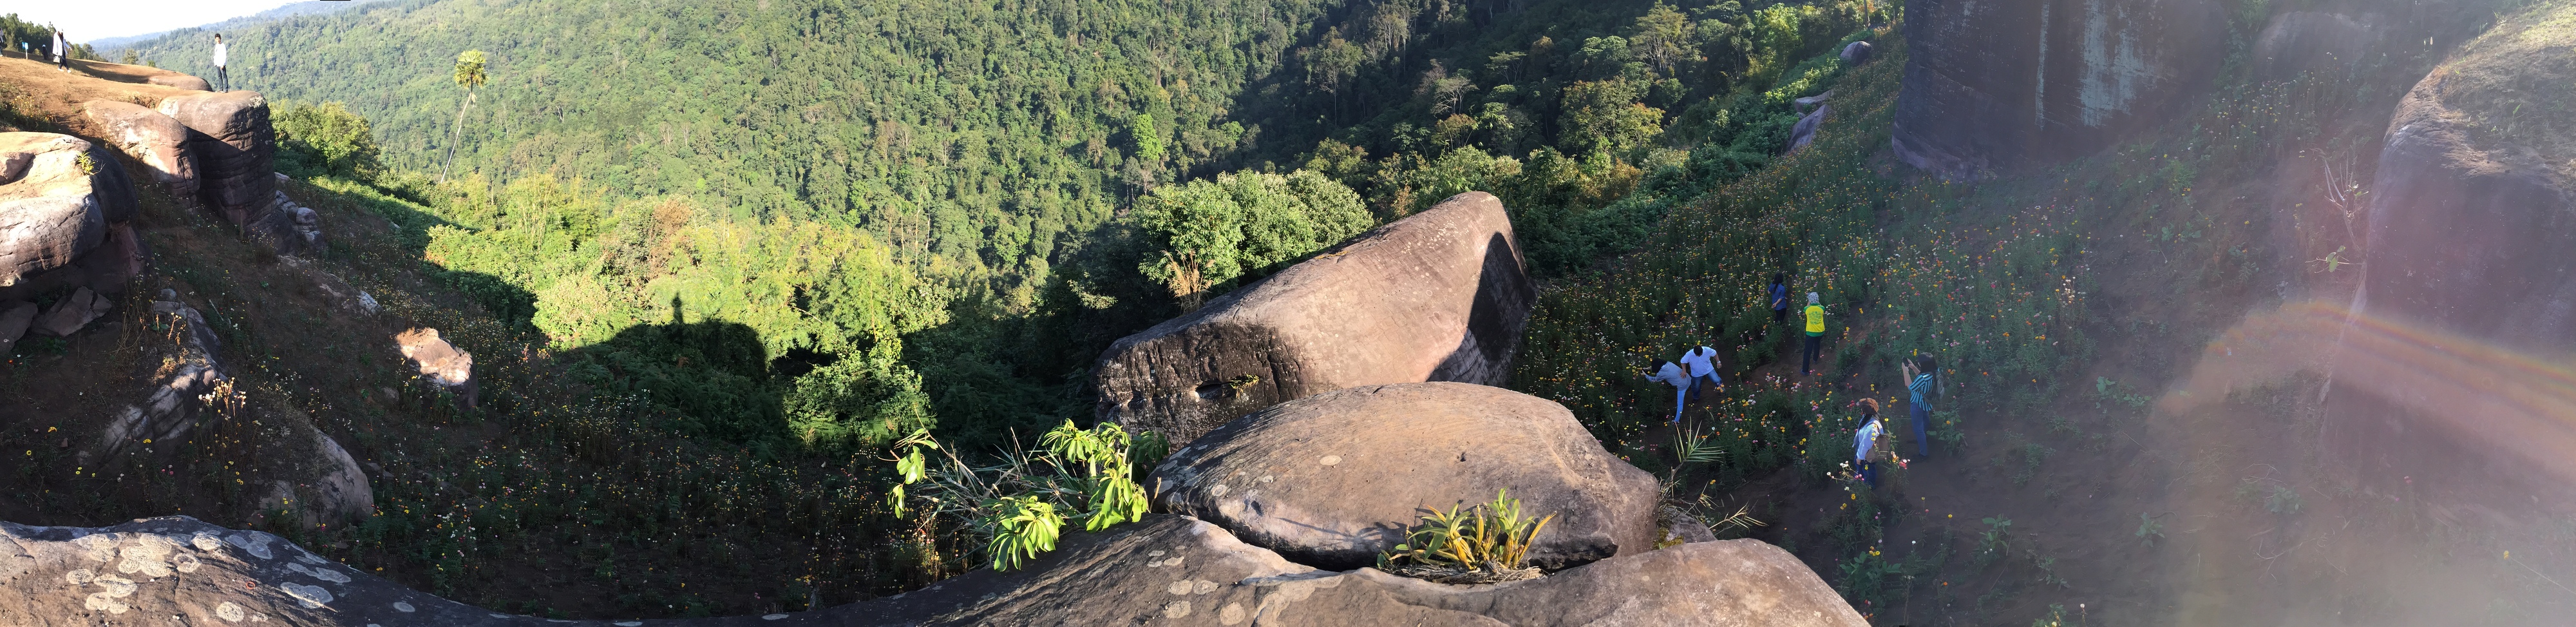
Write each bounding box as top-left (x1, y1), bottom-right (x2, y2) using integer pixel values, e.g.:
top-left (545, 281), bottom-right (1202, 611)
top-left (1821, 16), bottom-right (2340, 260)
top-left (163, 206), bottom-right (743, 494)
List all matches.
top-left (0, 300), bottom-right (34, 352)
top-left (34, 287), bottom-right (109, 336)
top-left (396, 328), bottom-right (478, 408)
top-left (1840, 40), bottom-right (1873, 65)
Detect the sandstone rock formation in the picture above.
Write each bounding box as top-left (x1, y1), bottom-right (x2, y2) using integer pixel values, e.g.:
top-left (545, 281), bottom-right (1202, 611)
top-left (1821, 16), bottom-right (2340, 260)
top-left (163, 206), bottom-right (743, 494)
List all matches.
top-left (80, 99), bottom-right (200, 205)
top-left (2363, 2), bottom-right (2576, 354)
top-left (32, 285), bottom-right (110, 336)
top-left (94, 299), bottom-right (228, 461)
top-left (1, 514), bottom-right (1866, 627)
top-left (396, 327), bottom-right (478, 408)
top-left (1095, 191), bottom-right (1535, 445)
top-left (309, 432), bottom-right (378, 522)
top-left (0, 132), bottom-right (137, 289)
top-left (1153, 382), bottom-right (1661, 571)
top-left (1893, 0), bottom-right (2228, 178)
top-left (147, 73), bottom-right (213, 92)
top-left (156, 91), bottom-right (275, 226)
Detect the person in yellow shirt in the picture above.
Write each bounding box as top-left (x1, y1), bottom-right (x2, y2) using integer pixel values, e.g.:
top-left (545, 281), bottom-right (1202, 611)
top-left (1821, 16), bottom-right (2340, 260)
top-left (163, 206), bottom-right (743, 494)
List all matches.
top-left (1801, 292), bottom-right (1825, 376)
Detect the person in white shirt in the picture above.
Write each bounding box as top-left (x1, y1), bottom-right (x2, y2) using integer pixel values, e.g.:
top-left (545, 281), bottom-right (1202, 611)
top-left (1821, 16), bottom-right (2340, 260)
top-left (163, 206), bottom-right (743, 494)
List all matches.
top-left (1678, 345), bottom-right (1723, 403)
top-left (1852, 398), bottom-right (1886, 487)
top-left (1643, 360), bottom-right (1692, 424)
top-left (212, 34), bottom-right (229, 92)
top-left (53, 29), bottom-right (69, 72)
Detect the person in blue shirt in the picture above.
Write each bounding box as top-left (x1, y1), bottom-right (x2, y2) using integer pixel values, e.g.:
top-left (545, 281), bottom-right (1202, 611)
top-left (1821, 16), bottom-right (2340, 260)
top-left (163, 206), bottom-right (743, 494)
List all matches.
top-left (1768, 273), bottom-right (1790, 333)
top-left (1645, 360), bottom-right (1692, 423)
top-left (1902, 355), bottom-right (1938, 457)
top-left (1852, 398), bottom-right (1886, 487)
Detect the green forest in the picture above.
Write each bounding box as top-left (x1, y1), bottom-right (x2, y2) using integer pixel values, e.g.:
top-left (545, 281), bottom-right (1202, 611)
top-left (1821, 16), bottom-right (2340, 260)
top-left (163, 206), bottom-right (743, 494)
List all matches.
top-left (126, 0), bottom-right (1884, 454)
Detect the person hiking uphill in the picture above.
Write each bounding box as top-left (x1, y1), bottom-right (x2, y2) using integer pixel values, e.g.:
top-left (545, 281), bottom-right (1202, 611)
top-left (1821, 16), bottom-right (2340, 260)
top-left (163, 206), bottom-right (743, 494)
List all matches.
top-left (1852, 398), bottom-right (1889, 487)
top-left (1644, 359), bottom-right (1693, 424)
top-left (1680, 345), bottom-right (1723, 401)
top-left (1902, 355), bottom-right (1938, 457)
top-left (211, 34), bottom-right (229, 92)
top-left (1801, 293), bottom-right (1825, 376)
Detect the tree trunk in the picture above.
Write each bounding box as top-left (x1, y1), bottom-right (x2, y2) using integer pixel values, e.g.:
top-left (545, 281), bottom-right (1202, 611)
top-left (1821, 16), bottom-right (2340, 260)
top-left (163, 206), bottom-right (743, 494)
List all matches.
top-left (440, 89), bottom-right (476, 183)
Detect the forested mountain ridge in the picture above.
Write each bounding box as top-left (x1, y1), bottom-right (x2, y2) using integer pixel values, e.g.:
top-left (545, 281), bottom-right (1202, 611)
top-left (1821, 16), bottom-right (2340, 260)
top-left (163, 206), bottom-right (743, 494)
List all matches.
top-left (113, 0), bottom-right (1880, 451)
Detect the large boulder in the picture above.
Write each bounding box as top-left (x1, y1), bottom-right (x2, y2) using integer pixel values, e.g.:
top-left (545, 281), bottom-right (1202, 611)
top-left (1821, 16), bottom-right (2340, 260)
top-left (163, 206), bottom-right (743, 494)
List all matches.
top-left (81, 99), bottom-right (200, 205)
top-left (0, 133), bottom-right (137, 288)
top-left (1893, 0), bottom-right (2228, 178)
top-left (2363, 2), bottom-right (2576, 354)
top-left (1094, 191), bottom-right (1535, 445)
top-left (1, 514), bottom-right (1866, 627)
top-left (396, 327), bottom-right (478, 408)
top-left (1152, 382), bottom-right (1661, 571)
top-left (156, 91), bottom-right (275, 226)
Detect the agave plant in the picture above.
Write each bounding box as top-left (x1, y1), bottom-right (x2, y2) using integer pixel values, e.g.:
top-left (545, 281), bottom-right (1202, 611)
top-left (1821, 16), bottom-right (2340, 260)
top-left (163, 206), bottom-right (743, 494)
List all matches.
top-left (1379, 489), bottom-right (1557, 583)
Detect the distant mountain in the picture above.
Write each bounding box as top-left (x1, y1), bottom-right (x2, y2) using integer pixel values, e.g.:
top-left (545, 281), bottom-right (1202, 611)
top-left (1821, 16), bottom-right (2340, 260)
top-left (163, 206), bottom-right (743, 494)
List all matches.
top-left (87, 0), bottom-right (385, 50)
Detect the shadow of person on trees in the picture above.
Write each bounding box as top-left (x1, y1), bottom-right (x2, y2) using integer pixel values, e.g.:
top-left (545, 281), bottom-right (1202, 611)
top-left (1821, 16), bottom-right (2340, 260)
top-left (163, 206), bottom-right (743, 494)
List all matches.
top-left (553, 296), bottom-right (788, 448)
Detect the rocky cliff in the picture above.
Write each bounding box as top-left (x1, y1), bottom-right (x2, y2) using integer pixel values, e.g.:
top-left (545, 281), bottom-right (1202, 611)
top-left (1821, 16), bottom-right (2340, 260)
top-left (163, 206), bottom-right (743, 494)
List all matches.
top-left (1893, 0), bottom-right (2228, 178)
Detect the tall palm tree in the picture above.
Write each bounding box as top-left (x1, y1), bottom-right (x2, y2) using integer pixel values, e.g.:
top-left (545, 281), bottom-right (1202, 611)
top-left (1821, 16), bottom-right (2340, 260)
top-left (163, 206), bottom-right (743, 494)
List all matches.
top-left (440, 50), bottom-right (487, 183)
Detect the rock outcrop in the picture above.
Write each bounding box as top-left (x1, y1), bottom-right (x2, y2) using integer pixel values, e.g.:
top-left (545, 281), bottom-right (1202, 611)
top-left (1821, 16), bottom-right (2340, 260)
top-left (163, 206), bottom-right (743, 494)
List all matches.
top-left (1094, 191), bottom-right (1535, 445)
top-left (1, 514), bottom-right (1867, 627)
top-left (32, 285), bottom-right (110, 336)
top-left (0, 132), bottom-right (137, 289)
top-left (80, 99), bottom-right (200, 206)
top-left (94, 299), bottom-right (227, 461)
top-left (1153, 382), bottom-right (1662, 571)
top-left (147, 73), bottom-right (213, 92)
top-left (1788, 103), bottom-right (1832, 154)
top-left (2362, 2), bottom-right (2576, 354)
top-left (1893, 0), bottom-right (2228, 178)
top-left (155, 91), bottom-right (274, 226)
top-left (396, 327), bottom-right (478, 408)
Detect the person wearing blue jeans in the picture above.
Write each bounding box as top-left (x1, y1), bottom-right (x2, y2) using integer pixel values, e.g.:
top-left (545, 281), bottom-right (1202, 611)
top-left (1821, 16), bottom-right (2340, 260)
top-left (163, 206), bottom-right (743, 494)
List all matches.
top-left (1645, 360), bottom-right (1692, 423)
top-left (1852, 398), bottom-right (1886, 487)
top-left (1903, 355), bottom-right (1937, 457)
top-left (1680, 345), bottom-right (1723, 401)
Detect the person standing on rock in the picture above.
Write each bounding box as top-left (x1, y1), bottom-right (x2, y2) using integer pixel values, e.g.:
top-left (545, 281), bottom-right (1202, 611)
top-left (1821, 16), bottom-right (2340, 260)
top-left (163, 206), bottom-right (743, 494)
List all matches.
top-left (1852, 398), bottom-right (1888, 487)
top-left (1645, 359), bottom-right (1692, 424)
top-left (211, 34), bottom-right (229, 92)
top-left (1902, 355), bottom-right (1938, 458)
top-left (1679, 345), bottom-right (1723, 402)
top-left (1801, 293), bottom-right (1826, 376)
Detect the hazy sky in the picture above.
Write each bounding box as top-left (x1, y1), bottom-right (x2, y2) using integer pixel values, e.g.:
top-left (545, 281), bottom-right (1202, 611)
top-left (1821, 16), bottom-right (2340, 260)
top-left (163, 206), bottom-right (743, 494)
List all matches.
top-left (24, 1), bottom-right (300, 43)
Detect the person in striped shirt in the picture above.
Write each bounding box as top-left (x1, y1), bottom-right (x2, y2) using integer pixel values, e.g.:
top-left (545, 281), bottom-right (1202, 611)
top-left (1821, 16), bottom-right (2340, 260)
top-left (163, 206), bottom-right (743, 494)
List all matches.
top-left (1902, 355), bottom-right (1938, 457)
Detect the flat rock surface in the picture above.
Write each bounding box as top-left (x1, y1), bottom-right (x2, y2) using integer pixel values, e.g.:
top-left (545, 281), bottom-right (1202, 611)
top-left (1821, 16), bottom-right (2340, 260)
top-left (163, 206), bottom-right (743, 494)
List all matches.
top-left (4, 514), bottom-right (1866, 627)
top-left (1095, 191), bottom-right (1534, 445)
top-left (1152, 382), bottom-right (1661, 571)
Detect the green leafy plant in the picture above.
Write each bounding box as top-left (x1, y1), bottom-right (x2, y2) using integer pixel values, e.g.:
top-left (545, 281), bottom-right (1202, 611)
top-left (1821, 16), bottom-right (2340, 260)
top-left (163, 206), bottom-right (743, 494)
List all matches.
top-left (884, 421), bottom-right (1160, 572)
top-left (1379, 489), bottom-right (1558, 584)
top-left (1977, 516), bottom-right (2013, 563)
top-left (2136, 512), bottom-right (2165, 546)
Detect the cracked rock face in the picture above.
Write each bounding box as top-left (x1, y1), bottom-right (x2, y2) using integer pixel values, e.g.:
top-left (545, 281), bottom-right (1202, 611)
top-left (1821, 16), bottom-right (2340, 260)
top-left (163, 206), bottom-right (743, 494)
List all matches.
top-left (1094, 191), bottom-right (1535, 446)
top-left (0, 132), bottom-right (136, 288)
top-left (156, 91), bottom-right (276, 227)
top-left (82, 99), bottom-right (201, 206)
top-left (1151, 382), bottom-right (1662, 572)
top-left (1, 514), bottom-right (1864, 627)
top-left (1892, 0), bottom-right (2226, 178)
